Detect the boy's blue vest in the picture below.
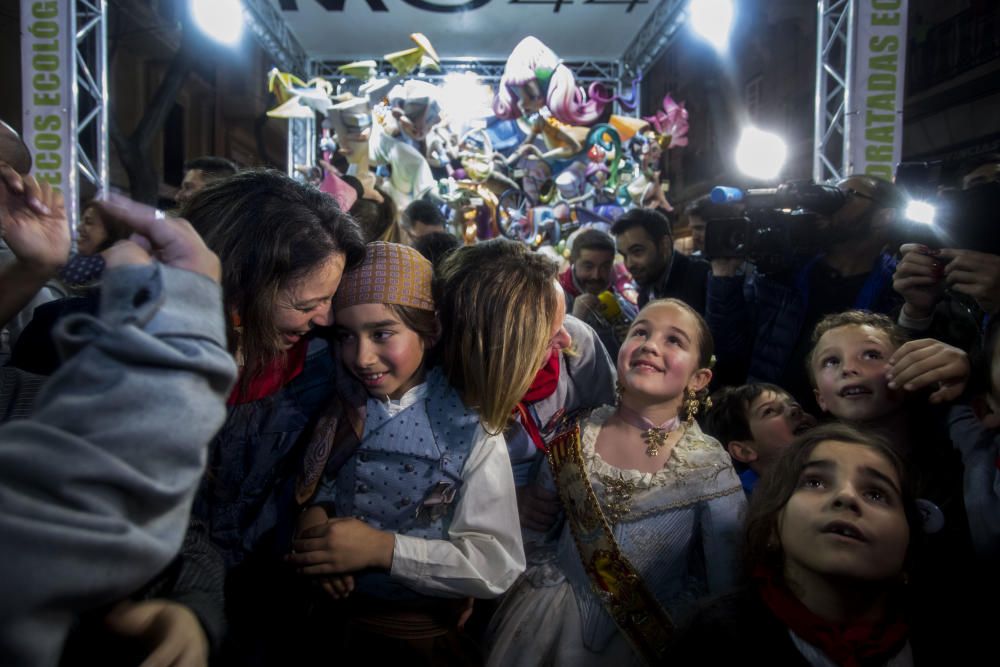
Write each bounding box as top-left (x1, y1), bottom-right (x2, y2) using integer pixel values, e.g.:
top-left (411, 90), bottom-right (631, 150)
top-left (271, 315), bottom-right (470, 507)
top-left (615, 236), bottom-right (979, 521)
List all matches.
top-left (314, 366), bottom-right (480, 599)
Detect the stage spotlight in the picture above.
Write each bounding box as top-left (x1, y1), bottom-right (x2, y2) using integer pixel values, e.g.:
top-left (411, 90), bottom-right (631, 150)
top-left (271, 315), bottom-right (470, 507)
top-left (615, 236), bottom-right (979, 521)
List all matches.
top-left (734, 126), bottom-right (787, 181)
top-left (191, 0), bottom-right (243, 46)
top-left (689, 0), bottom-right (735, 53)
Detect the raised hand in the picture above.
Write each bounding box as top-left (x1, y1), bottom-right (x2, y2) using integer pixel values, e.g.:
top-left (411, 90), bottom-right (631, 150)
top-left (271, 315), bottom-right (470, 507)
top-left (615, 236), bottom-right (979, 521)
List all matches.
top-left (893, 243), bottom-right (945, 318)
top-left (95, 194), bottom-right (220, 282)
top-left (0, 161), bottom-right (69, 273)
top-left (887, 338), bottom-right (970, 403)
top-left (940, 248), bottom-right (1000, 315)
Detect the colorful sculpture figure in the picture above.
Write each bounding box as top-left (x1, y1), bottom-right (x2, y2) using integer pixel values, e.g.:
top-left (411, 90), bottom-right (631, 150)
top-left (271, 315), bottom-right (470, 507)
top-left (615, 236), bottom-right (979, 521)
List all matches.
top-left (266, 69), bottom-right (333, 119)
top-left (493, 36), bottom-right (607, 163)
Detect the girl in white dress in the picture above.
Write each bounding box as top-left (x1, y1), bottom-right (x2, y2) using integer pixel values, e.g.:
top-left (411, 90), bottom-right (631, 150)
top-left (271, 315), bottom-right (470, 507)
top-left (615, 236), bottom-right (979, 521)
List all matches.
top-left (487, 298), bottom-right (747, 666)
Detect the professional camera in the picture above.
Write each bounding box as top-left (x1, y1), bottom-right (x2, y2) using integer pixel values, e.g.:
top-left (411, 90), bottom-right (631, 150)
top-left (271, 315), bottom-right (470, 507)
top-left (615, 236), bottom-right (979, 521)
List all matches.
top-left (702, 180), bottom-right (847, 271)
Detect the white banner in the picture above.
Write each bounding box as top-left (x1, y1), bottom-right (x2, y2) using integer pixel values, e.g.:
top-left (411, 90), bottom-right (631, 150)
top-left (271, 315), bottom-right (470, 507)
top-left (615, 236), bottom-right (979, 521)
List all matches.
top-left (848, 0), bottom-right (909, 180)
top-left (20, 0), bottom-right (74, 197)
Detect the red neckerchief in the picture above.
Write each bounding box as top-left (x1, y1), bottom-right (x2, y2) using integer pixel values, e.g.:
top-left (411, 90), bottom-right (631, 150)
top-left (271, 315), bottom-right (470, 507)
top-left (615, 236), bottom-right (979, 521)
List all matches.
top-left (558, 266), bottom-right (581, 299)
top-left (228, 339), bottom-right (309, 405)
top-left (753, 567), bottom-right (910, 667)
top-left (514, 350), bottom-right (561, 451)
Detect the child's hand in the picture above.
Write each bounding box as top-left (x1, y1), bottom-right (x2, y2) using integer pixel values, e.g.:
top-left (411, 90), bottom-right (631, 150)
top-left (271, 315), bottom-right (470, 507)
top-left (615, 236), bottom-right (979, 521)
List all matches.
top-left (887, 338), bottom-right (969, 403)
top-left (287, 517), bottom-right (395, 574)
top-left (319, 574), bottom-right (355, 600)
top-left (893, 244), bottom-right (945, 319)
top-left (295, 505), bottom-right (330, 540)
top-left (517, 482), bottom-right (561, 533)
top-left (104, 599), bottom-right (209, 667)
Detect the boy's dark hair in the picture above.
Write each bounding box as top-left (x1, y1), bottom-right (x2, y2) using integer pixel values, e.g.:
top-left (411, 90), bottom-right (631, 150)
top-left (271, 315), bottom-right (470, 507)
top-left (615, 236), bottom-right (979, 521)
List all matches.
top-left (412, 231), bottom-right (461, 268)
top-left (570, 228), bottom-right (616, 263)
top-left (183, 156), bottom-right (238, 180)
top-left (806, 310), bottom-right (908, 386)
top-left (744, 422), bottom-right (923, 582)
top-left (403, 199), bottom-right (446, 230)
top-left (704, 383), bottom-right (792, 446)
top-left (610, 207), bottom-right (672, 243)
top-left (350, 187), bottom-right (399, 243)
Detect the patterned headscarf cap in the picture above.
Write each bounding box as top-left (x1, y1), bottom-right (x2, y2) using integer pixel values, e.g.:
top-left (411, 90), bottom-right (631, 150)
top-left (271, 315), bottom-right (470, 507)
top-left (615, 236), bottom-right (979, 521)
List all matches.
top-left (333, 241), bottom-right (434, 312)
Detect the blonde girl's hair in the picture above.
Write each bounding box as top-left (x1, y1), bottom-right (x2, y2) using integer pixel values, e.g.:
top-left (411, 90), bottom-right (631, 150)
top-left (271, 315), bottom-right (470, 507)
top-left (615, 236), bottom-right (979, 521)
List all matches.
top-left (434, 238), bottom-right (559, 431)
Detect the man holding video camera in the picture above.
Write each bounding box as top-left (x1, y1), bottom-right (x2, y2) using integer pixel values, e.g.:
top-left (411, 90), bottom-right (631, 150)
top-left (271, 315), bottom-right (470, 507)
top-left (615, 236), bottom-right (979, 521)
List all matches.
top-left (705, 175), bottom-right (903, 411)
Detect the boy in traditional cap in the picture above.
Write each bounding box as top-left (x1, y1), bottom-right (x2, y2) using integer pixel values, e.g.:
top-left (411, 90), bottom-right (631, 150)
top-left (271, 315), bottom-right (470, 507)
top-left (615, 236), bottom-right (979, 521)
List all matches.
top-left (286, 242), bottom-right (524, 663)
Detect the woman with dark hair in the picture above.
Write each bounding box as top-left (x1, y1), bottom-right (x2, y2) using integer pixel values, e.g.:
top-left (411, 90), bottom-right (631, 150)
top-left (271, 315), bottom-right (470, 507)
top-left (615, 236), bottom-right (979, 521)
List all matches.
top-left (184, 170), bottom-right (366, 664)
top-left (189, 169), bottom-right (365, 540)
top-left (670, 422), bottom-right (935, 666)
top-left (181, 169), bottom-right (365, 391)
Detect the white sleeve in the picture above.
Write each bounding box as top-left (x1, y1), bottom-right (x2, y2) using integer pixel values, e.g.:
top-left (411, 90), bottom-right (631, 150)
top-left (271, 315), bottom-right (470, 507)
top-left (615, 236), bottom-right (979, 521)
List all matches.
top-left (390, 427), bottom-right (527, 598)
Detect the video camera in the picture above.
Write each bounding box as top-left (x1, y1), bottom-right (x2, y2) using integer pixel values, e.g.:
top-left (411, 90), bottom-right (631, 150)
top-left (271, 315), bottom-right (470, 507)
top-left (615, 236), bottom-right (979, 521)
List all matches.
top-left (702, 180), bottom-right (847, 271)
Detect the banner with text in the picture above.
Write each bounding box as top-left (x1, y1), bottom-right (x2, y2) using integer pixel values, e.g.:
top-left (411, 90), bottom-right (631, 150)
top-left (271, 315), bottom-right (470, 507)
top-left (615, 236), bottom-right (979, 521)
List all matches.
top-left (848, 0), bottom-right (909, 180)
top-left (20, 0), bottom-right (74, 195)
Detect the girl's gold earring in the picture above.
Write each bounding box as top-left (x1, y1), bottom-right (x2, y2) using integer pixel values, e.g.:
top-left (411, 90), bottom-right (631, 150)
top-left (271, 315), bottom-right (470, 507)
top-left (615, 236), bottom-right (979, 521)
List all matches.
top-left (685, 387), bottom-right (699, 427)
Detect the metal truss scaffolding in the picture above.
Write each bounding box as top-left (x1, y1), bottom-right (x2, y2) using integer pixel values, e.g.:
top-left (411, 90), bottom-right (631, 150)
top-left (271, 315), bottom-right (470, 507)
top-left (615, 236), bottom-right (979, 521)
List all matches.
top-left (621, 0), bottom-right (687, 85)
top-left (813, 0), bottom-right (856, 183)
top-left (71, 0), bottom-right (109, 228)
top-left (242, 0), bottom-right (310, 76)
top-left (242, 0), bottom-right (313, 177)
top-left (287, 116), bottom-right (315, 178)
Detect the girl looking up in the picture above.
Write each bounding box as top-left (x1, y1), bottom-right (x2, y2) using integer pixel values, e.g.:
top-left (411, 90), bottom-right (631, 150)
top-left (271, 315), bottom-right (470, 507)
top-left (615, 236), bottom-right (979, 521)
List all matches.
top-left (488, 298), bottom-right (745, 666)
top-left (672, 423), bottom-right (930, 666)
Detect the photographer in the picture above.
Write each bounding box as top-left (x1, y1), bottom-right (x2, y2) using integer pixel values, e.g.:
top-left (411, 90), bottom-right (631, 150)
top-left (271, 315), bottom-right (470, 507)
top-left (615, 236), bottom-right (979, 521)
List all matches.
top-left (706, 175), bottom-right (903, 411)
top-left (893, 155), bottom-right (1000, 349)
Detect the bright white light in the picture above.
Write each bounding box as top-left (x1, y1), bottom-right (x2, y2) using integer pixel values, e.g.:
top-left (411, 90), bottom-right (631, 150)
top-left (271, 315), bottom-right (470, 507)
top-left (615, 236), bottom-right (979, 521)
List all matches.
top-left (191, 0), bottom-right (243, 46)
top-left (439, 72), bottom-right (493, 131)
top-left (689, 0), bottom-right (735, 52)
top-left (734, 126), bottom-right (787, 181)
top-left (905, 200), bottom-right (936, 225)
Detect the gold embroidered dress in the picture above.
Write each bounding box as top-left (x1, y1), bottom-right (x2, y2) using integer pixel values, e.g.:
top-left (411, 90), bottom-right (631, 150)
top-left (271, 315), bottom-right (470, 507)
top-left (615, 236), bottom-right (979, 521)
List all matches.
top-left (487, 405), bottom-right (746, 666)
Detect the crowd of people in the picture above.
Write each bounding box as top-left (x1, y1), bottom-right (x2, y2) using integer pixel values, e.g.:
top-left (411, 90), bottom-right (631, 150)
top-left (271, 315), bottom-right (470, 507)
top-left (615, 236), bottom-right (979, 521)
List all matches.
top-left (2, 38), bottom-right (1000, 665)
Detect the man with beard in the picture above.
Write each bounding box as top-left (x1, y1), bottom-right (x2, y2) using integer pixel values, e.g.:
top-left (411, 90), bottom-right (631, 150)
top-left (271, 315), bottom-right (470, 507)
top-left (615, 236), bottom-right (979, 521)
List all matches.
top-left (706, 175), bottom-right (904, 412)
top-left (611, 207), bottom-right (711, 312)
top-left (558, 228), bottom-right (638, 356)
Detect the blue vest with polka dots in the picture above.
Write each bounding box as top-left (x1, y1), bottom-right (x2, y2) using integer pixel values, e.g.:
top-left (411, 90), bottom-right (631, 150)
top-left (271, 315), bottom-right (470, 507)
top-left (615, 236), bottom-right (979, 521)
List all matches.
top-left (315, 366), bottom-right (480, 598)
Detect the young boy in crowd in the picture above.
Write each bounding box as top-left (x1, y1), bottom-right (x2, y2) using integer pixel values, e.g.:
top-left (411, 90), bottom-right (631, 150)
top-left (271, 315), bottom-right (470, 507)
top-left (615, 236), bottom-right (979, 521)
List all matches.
top-left (806, 310), bottom-right (997, 637)
top-left (704, 383), bottom-right (816, 495)
top-left (806, 310), bottom-right (970, 451)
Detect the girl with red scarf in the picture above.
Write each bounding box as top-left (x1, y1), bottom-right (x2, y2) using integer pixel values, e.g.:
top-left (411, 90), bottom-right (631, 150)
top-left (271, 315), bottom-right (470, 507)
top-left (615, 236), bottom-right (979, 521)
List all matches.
top-left (672, 422), bottom-right (932, 667)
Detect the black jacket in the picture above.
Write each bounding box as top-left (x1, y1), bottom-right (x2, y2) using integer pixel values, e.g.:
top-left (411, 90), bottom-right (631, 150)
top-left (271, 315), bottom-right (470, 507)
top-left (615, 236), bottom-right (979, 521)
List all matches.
top-left (639, 251), bottom-right (711, 315)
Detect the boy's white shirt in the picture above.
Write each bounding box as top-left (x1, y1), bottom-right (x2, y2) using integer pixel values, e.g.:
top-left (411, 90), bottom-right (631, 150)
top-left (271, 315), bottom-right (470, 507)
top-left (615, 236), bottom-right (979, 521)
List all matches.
top-left (370, 381), bottom-right (527, 599)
